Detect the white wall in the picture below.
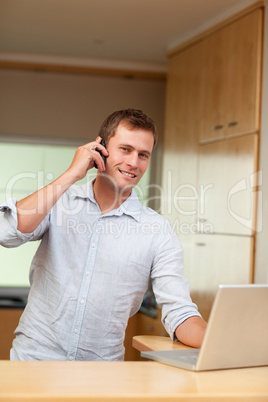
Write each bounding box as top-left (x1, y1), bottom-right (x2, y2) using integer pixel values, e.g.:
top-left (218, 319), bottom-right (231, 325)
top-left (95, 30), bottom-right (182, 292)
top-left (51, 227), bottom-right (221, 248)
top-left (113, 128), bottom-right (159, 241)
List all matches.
top-left (255, 0), bottom-right (268, 284)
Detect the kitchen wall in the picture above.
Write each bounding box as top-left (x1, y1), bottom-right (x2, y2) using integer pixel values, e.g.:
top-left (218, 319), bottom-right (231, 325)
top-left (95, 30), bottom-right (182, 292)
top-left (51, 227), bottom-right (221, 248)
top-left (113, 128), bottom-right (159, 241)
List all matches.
top-left (0, 69), bottom-right (166, 142)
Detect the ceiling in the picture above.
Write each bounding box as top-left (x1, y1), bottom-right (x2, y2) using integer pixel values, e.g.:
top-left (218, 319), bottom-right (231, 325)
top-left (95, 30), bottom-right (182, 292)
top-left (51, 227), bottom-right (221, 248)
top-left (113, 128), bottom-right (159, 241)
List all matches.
top-left (0, 0), bottom-right (258, 69)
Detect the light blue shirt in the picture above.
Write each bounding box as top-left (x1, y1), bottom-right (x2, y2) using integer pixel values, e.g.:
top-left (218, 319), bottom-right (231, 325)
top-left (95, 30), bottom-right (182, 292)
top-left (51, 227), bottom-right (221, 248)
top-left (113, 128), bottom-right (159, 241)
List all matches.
top-left (0, 180), bottom-right (201, 361)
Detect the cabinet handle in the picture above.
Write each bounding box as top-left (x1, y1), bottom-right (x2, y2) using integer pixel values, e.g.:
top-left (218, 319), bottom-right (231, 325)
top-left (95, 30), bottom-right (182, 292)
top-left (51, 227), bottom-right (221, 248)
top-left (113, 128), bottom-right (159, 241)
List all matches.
top-left (196, 242), bottom-right (206, 246)
top-left (213, 124), bottom-right (224, 130)
top-left (227, 121), bottom-right (238, 127)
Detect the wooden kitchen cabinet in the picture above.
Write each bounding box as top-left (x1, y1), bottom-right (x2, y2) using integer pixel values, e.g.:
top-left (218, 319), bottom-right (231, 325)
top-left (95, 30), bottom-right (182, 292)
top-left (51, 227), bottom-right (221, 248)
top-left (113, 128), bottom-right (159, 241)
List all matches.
top-left (161, 38), bottom-right (201, 230)
top-left (199, 8), bottom-right (263, 142)
top-left (162, 3), bottom-right (263, 320)
top-left (188, 234), bottom-right (253, 321)
top-left (0, 308), bottom-right (23, 359)
top-left (197, 134), bottom-right (259, 236)
top-left (124, 310), bottom-right (168, 361)
top-left (162, 7), bottom-right (263, 230)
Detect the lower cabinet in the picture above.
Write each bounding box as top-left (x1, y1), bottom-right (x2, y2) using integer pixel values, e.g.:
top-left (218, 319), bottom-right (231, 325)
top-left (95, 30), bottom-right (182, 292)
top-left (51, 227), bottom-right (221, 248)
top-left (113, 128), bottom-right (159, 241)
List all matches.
top-left (0, 308), bottom-right (23, 359)
top-left (124, 309), bottom-right (168, 361)
top-left (185, 234), bottom-right (253, 322)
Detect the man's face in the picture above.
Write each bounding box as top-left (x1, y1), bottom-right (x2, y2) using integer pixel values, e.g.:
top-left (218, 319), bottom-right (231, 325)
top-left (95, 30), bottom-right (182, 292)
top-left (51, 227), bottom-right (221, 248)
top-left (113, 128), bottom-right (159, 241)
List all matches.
top-left (103, 123), bottom-right (154, 194)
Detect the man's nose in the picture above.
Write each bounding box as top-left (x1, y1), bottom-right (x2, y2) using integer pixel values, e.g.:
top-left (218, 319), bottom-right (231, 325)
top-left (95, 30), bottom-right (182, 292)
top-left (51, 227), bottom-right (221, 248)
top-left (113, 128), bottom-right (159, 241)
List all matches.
top-left (126, 152), bottom-right (139, 167)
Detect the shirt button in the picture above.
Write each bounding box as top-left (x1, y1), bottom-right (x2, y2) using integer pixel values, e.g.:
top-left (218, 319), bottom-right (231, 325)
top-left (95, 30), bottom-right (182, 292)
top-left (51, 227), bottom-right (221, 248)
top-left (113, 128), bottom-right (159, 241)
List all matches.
top-left (92, 243), bottom-right (96, 248)
top-left (74, 328), bottom-right (79, 334)
top-left (98, 217), bottom-right (102, 221)
top-left (80, 299), bottom-right (85, 305)
top-left (69, 356), bottom-right (74, 361)
top-left (86, 271), bottom-right (90, 276)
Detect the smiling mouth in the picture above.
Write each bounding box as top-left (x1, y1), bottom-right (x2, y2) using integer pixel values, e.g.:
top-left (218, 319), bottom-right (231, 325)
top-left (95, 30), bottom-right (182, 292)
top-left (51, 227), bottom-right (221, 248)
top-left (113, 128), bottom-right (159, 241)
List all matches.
top-left (119, 169), bottom-right (137, 178)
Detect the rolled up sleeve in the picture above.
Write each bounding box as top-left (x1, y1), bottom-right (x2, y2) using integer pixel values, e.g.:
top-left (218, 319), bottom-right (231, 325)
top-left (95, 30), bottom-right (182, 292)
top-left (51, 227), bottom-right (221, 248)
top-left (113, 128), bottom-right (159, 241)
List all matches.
top-left (0, 198), bottom-right (49, 248)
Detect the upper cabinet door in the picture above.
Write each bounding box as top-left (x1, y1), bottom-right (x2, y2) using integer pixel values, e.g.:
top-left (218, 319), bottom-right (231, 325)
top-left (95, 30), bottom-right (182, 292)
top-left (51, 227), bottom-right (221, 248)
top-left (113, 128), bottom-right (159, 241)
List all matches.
top-left (162, 43), bottom-right (203, 225)
top-left (199, 8), bottom-right (263, 142)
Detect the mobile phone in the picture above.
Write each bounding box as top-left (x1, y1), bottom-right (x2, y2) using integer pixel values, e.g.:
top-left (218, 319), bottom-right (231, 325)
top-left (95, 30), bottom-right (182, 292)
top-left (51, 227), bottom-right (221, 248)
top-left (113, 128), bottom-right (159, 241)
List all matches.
top-left (94, 139), bottom-right (106, 169)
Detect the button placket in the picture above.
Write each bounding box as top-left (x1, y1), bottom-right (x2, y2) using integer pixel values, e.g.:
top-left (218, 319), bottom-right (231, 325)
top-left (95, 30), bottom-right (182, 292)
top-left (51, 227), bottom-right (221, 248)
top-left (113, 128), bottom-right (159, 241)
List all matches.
top-left (67, 217), bottom-right (103, 360)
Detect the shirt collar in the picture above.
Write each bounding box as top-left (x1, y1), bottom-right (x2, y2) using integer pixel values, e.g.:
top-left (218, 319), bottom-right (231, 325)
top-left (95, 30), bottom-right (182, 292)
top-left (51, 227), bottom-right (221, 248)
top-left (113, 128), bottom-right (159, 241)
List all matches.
top-left (69, 179), bottom-right (142, 222)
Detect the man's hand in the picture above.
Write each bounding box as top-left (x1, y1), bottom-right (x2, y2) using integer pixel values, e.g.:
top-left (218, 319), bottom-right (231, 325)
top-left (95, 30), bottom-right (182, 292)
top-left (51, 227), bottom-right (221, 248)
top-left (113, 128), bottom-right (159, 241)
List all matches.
top-left (175, 316), bottom-right (207, 348)
top-left (66, 137), bottom-right (109, 181)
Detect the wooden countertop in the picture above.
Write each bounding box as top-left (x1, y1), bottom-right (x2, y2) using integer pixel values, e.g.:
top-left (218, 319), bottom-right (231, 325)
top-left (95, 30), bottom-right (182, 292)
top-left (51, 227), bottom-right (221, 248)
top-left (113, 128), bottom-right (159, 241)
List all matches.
top-left (0, 359), bottom-right (267, 401)
top-left (132, 334), bottom-right (193, 352)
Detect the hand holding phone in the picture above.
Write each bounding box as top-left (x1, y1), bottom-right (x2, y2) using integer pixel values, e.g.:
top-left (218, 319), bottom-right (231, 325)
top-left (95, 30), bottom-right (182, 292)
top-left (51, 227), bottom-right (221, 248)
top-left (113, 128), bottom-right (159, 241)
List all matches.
top-left (94, 139), bottom-right (107, 169)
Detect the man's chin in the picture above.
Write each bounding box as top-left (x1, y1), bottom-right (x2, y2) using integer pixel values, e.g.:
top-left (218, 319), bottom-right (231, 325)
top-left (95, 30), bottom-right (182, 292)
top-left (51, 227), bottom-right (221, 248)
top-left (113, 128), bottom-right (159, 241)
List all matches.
top-left (100, 171), bottom-right (138, 193)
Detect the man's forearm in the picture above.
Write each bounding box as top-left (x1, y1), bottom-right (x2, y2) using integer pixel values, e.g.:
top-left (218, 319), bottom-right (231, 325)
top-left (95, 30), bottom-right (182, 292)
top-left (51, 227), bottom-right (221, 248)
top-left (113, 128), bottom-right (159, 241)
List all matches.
top-left (16, 170), bottom-right (77, 233)
top-left (175, 316), bottom-right (207, 348)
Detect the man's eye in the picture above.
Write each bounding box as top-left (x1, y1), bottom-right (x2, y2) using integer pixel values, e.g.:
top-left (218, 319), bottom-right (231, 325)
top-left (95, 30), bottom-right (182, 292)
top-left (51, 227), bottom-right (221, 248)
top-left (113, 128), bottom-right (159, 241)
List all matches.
top-left (140, 153), bottom-right (149, 159)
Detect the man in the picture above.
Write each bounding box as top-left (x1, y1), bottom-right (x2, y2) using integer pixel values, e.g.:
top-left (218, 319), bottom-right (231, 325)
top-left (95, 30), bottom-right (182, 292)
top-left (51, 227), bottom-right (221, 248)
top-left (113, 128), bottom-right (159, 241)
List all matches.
top-left (0, 109), bottom-right (206, 361)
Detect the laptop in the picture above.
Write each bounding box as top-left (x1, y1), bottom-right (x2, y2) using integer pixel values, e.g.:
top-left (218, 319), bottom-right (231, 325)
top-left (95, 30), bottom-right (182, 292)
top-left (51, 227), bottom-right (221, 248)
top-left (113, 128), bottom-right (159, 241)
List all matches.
top-left (141, 284), bottom-right (268, 371)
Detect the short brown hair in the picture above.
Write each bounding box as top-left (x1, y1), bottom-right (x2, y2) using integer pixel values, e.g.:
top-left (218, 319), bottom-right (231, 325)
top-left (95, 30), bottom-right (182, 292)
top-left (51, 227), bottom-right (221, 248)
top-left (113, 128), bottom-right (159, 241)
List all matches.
top-left (98, 109), bottom-right (158, 147)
